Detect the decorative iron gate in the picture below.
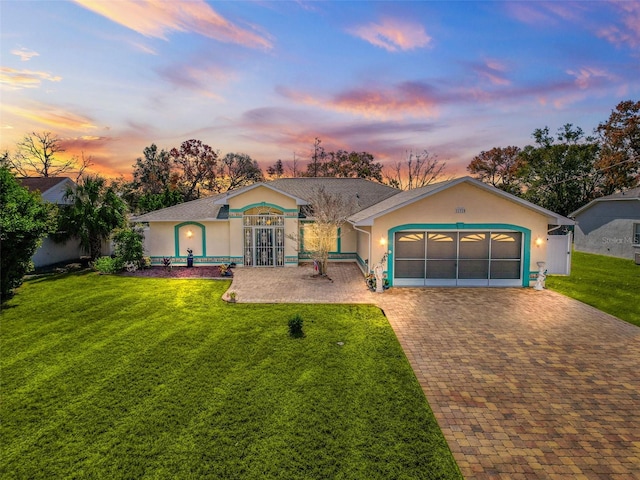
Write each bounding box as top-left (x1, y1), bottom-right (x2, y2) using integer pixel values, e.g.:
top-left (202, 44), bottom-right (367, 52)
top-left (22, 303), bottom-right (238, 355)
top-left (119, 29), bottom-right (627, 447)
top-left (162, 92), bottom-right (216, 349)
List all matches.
top-left (243, 214), bottom-right (285, 267)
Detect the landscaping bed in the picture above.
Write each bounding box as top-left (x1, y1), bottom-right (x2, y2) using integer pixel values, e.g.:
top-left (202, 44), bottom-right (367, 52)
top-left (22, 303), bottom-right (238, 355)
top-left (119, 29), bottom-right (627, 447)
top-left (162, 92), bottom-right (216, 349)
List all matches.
top-left (120, 265), bottom-right (232, 278)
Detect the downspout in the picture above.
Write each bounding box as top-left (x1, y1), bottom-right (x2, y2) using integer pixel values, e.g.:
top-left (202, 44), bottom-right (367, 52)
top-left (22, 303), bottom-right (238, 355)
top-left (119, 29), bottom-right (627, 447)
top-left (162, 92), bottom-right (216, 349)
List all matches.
top-left (352, 223), bottom-right (370, 275)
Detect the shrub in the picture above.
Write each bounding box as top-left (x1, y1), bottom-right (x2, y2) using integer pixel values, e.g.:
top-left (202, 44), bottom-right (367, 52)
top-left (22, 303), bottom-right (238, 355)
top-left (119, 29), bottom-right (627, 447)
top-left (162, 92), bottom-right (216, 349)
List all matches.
top-left (288, 314), bottom-right (304, 338)
top-left (92, 256), bottom-right (123, 274)
top-left (0, 167), bottom-right (55, 301)
top-left (112, 225), bottom-right (145, 268)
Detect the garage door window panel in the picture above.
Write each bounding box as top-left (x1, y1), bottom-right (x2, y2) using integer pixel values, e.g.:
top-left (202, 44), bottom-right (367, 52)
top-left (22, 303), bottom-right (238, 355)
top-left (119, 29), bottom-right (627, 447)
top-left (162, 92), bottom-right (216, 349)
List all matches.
top-left (426, 233), bottom-right (457, 279)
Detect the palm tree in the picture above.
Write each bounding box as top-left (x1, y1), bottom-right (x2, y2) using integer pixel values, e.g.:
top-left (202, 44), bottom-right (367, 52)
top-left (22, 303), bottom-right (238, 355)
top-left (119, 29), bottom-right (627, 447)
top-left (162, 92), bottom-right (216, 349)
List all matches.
top-left (58, 176), bottom-right (127, 259)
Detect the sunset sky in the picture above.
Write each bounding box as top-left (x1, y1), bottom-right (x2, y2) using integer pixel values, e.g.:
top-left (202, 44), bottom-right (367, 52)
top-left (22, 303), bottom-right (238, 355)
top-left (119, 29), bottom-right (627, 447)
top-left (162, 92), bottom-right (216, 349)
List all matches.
top-left (1, 0), bottom-right (639, 179)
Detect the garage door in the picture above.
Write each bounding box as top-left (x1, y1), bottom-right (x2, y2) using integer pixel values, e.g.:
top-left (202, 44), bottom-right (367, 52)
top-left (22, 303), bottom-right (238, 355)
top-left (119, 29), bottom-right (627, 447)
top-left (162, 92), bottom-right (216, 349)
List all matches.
top-left (394, 231), bottom-right (522, 286)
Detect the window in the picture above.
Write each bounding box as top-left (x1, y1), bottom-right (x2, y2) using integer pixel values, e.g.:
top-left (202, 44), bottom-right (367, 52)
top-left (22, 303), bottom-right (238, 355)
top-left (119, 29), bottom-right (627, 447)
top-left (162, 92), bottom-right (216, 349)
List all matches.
top-left (301, 223), bottom-right (338, 253)
top-left (634, 223), bottom-right (640, 245)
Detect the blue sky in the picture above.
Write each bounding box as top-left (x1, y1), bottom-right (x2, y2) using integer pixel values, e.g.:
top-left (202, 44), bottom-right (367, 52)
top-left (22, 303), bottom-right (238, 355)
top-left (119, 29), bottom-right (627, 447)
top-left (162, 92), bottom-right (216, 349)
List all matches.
top-left (1, 0), bottom-right (639, 179)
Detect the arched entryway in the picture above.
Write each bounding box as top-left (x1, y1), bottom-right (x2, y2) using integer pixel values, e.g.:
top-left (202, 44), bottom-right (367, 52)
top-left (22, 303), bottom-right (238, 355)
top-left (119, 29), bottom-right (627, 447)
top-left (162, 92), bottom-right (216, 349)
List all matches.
top-left (243, 206), bottom-right (285, 267)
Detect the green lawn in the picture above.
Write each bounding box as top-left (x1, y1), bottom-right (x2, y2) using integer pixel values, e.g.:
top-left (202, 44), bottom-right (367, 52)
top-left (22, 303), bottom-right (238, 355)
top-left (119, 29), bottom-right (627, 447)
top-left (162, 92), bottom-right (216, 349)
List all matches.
top-left (547, 251), bottom-right (640, 327)
top-left (1, 272), bottom-right (461, 480)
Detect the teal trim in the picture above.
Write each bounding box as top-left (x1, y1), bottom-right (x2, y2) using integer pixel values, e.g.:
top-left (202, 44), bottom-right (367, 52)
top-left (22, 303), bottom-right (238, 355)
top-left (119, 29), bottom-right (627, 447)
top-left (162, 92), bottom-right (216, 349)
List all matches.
top-left (229, 202), bottom-right (297, 214)
top-left (386, 223), bottom-right (531, 287)
top-left (174, 222), bottom-right (206, 258)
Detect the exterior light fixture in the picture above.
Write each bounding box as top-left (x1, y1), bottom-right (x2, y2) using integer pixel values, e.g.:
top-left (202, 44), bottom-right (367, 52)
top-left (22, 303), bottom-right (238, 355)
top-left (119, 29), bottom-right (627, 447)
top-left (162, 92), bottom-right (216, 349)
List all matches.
top-left (186, 230), bottom-right (193, 239)
top-left (535, 237), bottom-right (543, 247)
top-left (380, 237), bottom-right (387, 246)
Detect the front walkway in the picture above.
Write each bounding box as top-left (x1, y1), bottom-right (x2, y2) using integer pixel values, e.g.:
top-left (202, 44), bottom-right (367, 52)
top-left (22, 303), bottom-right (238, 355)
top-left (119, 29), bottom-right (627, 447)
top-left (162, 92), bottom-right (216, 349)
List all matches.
top-left (228, 264), bottom-right (640, 479)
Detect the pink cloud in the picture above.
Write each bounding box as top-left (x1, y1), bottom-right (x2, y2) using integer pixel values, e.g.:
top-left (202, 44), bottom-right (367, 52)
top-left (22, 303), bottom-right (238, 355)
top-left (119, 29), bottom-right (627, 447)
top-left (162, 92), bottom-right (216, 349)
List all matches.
top-left (598, 1), bottom-right (640, 49)
top-left (505, 1), bottom-right (589, 26)
top-left (566, 67), bottom-right (616, 89)
top-left (157, 63), bottom-right (233, 99)
top-left (74, 0), bottom-right (273, 50)
top-left (349, 17), bottom-right (432, 52)
top-left (278, 81), bottom-right (440, 119)
top-left (472, 59), bottom-right (511, 86)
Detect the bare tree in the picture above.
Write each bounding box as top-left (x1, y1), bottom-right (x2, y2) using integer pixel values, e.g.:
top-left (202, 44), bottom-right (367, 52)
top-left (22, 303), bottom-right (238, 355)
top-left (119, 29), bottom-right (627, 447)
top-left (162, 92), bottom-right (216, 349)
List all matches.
top-left (287, 186), bottom-right (355, 277)
top-left (284, 152), bottom-right (300, 178)
top-left (383, 150), bottom-right (448, 190)
top-left (12, 131), bottom-right (73, 177)
top-left (73, 151), bottom-right (94, 182)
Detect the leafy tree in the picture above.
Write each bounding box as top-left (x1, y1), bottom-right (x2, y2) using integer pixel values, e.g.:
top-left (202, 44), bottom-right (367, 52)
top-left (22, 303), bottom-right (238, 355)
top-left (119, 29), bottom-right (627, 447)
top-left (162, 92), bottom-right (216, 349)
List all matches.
top-left (10, 131), bottom-right (73, 177)
top-left (57, 175), bottom-right (127, 259)
top-left (216, 153), bottom-right (263, 192)
top-left (518, 125), bottom-right (600, 216)
top-left (318, 150), bottom-right (384, 181)
top-left (467, 146), bottom-right (522, 194)
top-left (384, 150), bottom-right (447, 190)
top-left (137, 187), bottom-right (184, 214)
top-left (267, 159), bottom-right (285, 179)
top-left (596, 100), bottom-right (640, 195)
top-left (0, 167), bottom-right (55, 301)
top-left (169, 139), bottom-right (218, 201)
top-left (132, 144), bottom-right (172, 195)
top-left (288, 186), bottom-right (355, 277)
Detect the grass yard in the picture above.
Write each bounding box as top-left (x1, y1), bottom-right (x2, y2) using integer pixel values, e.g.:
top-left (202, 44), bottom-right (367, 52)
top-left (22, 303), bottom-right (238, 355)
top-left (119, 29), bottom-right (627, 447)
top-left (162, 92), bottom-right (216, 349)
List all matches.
top-left (547, 251), bottom-right (640, 327)
top-left (1, 272), bottom-right (461, 480)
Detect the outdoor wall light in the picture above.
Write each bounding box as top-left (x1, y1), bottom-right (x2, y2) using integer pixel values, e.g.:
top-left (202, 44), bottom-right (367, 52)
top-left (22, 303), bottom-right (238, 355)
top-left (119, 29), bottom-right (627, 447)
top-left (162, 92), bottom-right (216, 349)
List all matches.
top-left (186, 230), bottom-right (193, 239)
top-left (535, 237), bottom-right (544, 247)
top-left (380, 237), bottom-right (387, 246)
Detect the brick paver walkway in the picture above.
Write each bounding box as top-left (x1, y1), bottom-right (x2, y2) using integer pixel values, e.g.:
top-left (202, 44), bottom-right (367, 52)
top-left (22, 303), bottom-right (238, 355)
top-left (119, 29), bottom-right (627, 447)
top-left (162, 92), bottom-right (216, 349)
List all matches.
top-left (228, 264), bottom-right (640, 479)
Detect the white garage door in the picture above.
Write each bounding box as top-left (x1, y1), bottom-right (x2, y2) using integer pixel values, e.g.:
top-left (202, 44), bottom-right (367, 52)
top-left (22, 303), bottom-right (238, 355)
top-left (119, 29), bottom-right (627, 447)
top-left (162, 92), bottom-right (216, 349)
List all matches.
top-left (394, 230), bottom-right (523, 287)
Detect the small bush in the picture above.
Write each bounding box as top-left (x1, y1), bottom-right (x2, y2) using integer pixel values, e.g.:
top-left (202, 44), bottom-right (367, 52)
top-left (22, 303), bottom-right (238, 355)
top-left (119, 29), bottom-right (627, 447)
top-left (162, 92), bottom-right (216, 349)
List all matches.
top-left (288, 314), bottom-right (304, 338)
top-left (92, 256), bottom-right (122, 274)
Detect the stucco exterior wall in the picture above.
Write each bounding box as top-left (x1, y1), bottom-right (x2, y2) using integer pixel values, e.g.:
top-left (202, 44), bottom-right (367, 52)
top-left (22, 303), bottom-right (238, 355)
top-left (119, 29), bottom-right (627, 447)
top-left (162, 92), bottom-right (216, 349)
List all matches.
top-left (227, 186), bottom-right (298, 212)
top-left (574, 201), bottom-right (640, 259)
top-left (32, 237), bottom-right (82, 268)
top-left (368, 183), bottom-right (550, 281)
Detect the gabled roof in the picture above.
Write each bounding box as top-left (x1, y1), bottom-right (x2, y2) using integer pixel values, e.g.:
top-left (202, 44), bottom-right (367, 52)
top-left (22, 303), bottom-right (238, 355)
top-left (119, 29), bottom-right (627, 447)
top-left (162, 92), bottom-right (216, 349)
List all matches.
top-left (18, 177), bottom-right (75, 204)
top-left (135, 178), bottom-right (399, 222)
top-left (570, 186), bottom-right (640, 217)
top-left (213, 181), bottom-right (309, 206)
top-left (19, 177), bottom-right (72, 192)
top-left (132, 192), bottom-right (228, 222)
top-left (349, 176), bottom-right (575, 226)
top-left (268, 177), bottom-right (399, 212)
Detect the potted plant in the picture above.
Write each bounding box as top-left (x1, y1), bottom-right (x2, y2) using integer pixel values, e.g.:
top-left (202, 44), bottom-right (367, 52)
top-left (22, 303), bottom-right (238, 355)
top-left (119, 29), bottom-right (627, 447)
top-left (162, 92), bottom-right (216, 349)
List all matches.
top-left (228, 291), bottom-right (237, 303)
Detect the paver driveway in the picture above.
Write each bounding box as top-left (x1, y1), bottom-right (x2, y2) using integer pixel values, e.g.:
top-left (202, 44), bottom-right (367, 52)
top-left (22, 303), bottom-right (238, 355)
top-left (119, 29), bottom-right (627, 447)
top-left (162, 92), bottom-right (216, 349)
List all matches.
top-left (230, 265), bottom-right (640, 479)
top-left (378, 288), bottom-right (640, 479)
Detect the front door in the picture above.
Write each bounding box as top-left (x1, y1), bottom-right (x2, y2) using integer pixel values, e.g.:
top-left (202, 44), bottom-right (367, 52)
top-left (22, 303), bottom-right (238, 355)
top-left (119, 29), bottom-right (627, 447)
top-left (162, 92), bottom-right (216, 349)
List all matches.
top-left (243, 214), bottom-right (285, 267)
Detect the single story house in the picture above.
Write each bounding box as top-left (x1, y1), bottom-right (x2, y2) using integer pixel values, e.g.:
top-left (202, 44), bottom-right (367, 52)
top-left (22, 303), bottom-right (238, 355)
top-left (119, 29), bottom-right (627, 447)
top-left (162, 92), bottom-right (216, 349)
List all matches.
top-left (134, 176), bottom-right (574, 287)
top-left (571, 186), bottom-right (640, 261)
top-left (19, 177), bottom-right (83, 269)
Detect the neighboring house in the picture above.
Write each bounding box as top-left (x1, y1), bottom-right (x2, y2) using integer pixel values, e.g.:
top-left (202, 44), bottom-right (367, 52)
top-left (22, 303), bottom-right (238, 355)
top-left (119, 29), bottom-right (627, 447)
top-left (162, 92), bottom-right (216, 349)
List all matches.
top-left (19, 177), bottom-right (82, 269)
top-left (134, 176), bottom-right (574, 287)
top-left (571, 186), bottom-right (640, 261)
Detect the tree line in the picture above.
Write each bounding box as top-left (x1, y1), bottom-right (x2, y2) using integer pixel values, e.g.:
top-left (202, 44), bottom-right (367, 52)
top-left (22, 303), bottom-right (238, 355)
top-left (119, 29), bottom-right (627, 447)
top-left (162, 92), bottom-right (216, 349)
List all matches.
top-left (467, 100), bottom-right (639, 216)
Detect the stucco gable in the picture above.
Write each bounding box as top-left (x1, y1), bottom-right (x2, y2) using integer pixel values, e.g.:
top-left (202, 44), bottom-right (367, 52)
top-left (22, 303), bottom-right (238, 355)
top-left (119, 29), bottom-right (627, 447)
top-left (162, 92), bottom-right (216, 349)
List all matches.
top-left (350, 176), bottom-right (574, 226)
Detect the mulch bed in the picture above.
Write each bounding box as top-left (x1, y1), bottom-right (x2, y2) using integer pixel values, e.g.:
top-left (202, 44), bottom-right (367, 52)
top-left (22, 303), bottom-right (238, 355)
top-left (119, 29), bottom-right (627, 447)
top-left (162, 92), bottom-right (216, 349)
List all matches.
top-left (120, 266), bottom-right (233, 278)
